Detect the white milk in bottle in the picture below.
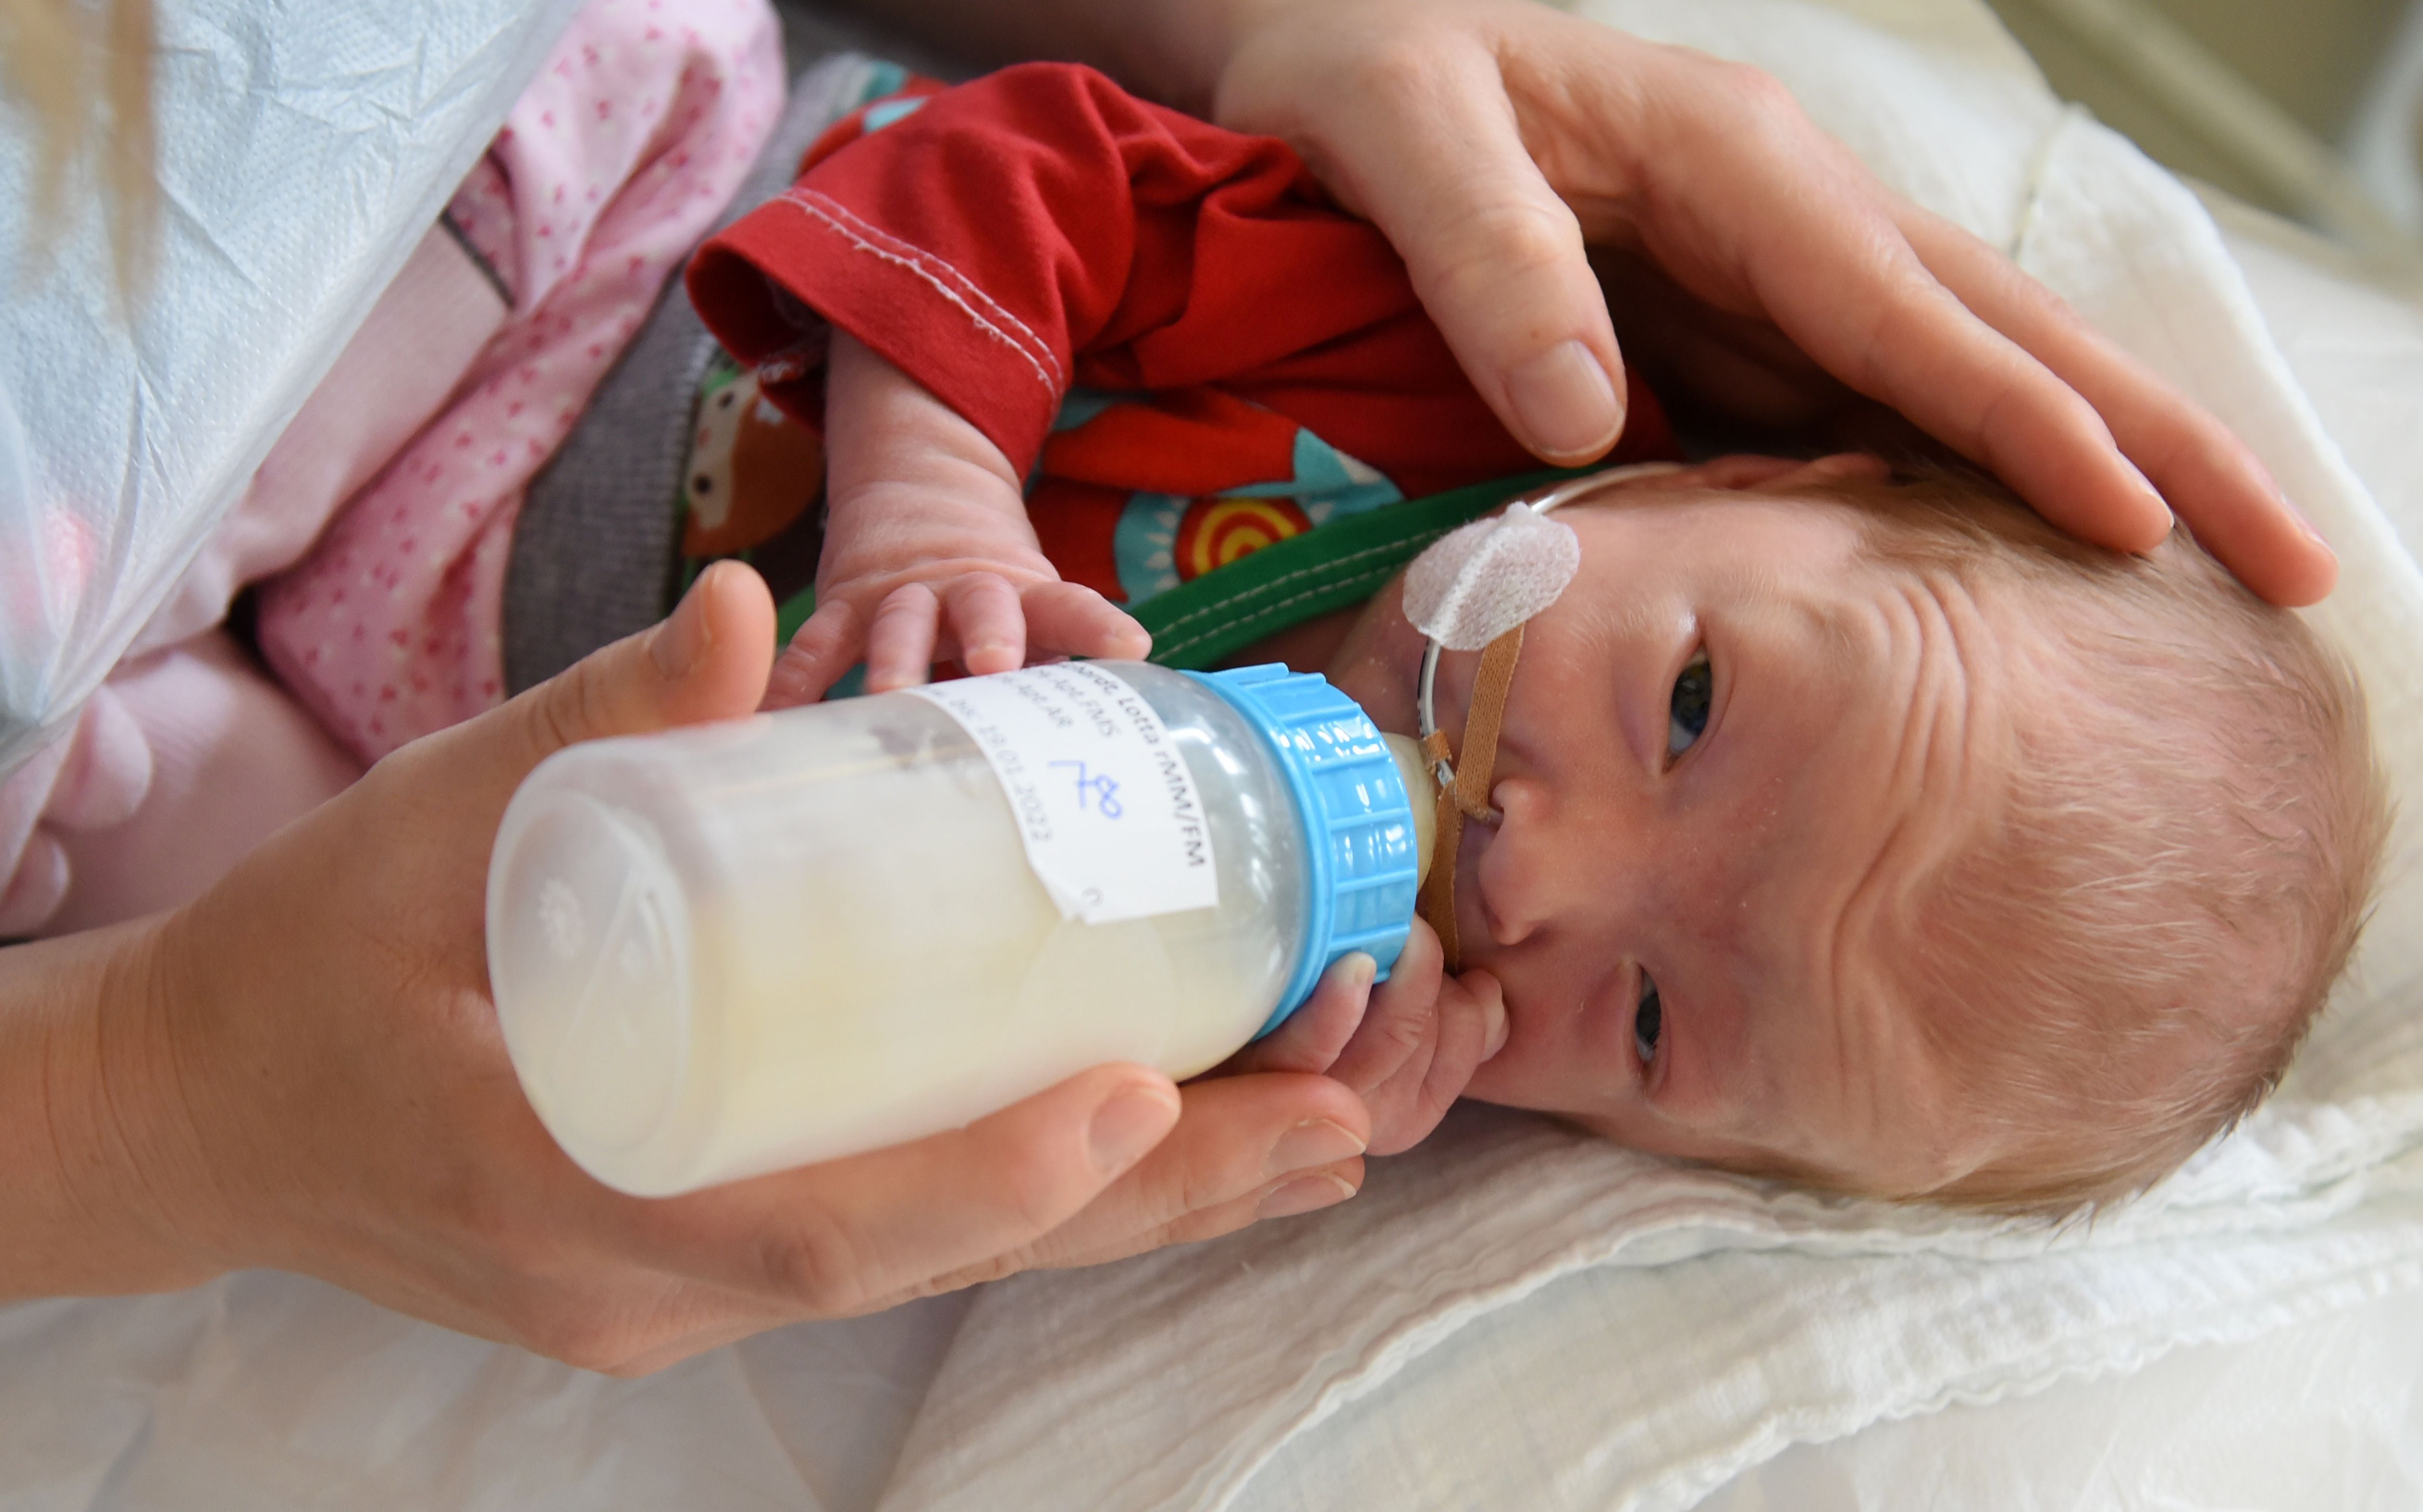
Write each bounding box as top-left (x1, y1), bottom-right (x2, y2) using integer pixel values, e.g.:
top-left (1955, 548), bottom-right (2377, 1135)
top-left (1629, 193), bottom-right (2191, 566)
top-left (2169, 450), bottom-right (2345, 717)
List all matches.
top-left (486, 661), bottom-right (1434, 1196)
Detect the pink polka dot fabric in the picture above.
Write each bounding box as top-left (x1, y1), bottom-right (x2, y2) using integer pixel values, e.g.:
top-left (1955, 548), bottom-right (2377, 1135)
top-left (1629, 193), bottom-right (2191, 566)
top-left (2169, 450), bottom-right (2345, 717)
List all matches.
top-left (257, 0), bottom-right (783, 763)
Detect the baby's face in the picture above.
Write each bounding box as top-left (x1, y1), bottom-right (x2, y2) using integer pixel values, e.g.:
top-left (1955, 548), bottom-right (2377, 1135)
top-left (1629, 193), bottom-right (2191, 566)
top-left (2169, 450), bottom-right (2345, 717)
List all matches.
top-left (1331, 463), bottom-right (2026, 1195)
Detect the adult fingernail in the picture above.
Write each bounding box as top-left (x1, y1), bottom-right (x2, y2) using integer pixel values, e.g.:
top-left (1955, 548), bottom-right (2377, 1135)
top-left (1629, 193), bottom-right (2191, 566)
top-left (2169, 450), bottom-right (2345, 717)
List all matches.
top-left (1088, 1085), bottom-right (1179, 1175)
top-left (1257, 1171), bottom-right (1357, 1220)
top-left (1505, 340), bottom-right (1623, 461)
top-left (652, 569), bottom-right (716, 678)
top-left (2119, 457), bottom-right (2173, 528)
top-left (1264, 1117), bottom-right (1366, 1178)
top-left (1481, 993), bottom-right (1510, 1061)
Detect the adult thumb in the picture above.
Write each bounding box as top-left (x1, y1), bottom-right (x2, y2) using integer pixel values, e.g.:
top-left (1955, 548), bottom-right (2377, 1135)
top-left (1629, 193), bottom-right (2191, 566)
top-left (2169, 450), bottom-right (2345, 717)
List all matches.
top-left (1407, 179), bottom-right (1628, 466)
top-left (1319, 84), bottom-right (1625, 464)
top-left (478, 560), bottom-right (776, 803)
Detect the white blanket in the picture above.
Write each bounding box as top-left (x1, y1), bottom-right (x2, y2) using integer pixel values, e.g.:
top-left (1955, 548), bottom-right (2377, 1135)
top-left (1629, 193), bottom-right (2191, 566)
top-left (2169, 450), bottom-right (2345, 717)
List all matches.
top-left (0, 0), bottom-right (580, 773)
top-left (867, 4), bottom-right (2423, 1509)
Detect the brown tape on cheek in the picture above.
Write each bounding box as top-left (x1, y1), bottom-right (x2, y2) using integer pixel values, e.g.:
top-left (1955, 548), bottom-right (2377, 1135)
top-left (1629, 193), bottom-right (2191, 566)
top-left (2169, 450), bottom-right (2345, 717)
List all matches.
top-left (1415, 625), bottom-right (1524, 973)
top-left (1419, 782), bottom-right (1466, 968)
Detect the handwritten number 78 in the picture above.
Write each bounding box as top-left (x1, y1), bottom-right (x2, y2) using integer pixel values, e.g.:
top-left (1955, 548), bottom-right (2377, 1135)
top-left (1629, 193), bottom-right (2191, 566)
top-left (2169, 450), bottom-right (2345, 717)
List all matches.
top-left (1048, 760), bottom-right (1123, 819)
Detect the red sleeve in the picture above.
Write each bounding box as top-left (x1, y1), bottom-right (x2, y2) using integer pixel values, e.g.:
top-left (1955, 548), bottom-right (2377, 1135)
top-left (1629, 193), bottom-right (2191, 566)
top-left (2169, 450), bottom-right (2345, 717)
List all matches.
top-left (688, 64), bottom-right (1511, 481)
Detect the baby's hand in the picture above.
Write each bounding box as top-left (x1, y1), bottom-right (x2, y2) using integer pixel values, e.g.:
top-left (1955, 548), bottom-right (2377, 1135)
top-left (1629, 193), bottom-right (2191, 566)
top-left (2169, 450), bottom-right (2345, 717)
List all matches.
top-left (762, 332), bottom-right (1151, 708)
top-left (1214, 920), bottom-right (1507, 1156)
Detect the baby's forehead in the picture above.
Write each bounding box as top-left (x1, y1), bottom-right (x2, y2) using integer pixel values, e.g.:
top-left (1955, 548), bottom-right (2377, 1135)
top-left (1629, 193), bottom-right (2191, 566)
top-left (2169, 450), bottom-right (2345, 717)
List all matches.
top-left (1732, 566), bottom-right (2050, 1188)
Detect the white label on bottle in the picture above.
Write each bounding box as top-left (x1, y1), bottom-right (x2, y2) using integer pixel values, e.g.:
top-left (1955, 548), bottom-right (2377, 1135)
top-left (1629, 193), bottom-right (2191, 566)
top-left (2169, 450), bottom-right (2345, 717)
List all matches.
top-left (907, 664), bottom-right (1220, 924)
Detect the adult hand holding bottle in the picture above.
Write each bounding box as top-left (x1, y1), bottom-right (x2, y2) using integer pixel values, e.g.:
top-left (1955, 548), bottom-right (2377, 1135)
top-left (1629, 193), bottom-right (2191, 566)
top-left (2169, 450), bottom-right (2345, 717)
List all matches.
top-left (0, 565), bottom-right (1392, 1372)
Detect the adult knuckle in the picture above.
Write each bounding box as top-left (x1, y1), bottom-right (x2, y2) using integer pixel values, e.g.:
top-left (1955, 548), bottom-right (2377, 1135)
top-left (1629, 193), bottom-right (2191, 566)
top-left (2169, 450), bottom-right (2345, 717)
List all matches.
top-left (1424, 198), bottom-right (1581, 307)
top-left (1334, 26), bottom-right (1452, 103)
top-left (441, 1174), bottom-right (565, 1284)
top-left (1712, 60), bottom-right (1803, 130)
top-left (794, 600), bottom-right (851, 649)
top-left (755, 1206), bottom-right (875, 1316)
top-left (530, 660), bottom-right (609, 756)
top-left (992, 1145), bottom-right (1079, 1241)
top-left (1158, 1132), bottom-right (1257, 1219)
top-left (1468, 197), bottom-right (1580, 271)
top-left (483, 1229), bottom-right (568, 1297)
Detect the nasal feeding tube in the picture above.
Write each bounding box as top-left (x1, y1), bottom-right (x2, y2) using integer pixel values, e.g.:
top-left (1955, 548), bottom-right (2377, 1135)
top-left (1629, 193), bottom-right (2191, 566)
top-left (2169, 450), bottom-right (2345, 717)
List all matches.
top-left (1407, 462), bottom-right (1683, 963)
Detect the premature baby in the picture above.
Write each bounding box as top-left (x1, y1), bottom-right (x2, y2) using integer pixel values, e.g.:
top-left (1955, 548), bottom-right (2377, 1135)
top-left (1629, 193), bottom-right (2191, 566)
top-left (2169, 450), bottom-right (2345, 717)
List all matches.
top-left (686, 61), bottom-right (2390, 1212)
top-left (1322, 460), bottom-right (2387, 1209)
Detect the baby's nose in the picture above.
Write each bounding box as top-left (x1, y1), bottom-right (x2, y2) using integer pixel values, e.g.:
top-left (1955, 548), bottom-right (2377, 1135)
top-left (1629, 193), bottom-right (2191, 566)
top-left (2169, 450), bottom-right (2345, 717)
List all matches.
top-left (1476, 773), bottom-right (1636, 946)
top-left (1473, 765), bottom-right (1667, 945)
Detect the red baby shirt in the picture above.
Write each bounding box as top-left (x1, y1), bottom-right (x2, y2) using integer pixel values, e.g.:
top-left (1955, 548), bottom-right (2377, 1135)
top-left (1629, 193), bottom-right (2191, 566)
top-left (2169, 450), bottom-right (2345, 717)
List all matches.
top-left (687, 61), bottom-right (1676, 609)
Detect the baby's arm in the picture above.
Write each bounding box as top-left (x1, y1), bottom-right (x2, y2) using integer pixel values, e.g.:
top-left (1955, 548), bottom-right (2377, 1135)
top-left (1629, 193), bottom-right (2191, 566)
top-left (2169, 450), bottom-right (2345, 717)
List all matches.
top-left (761, 332), bottom-right (1151, 708)
top-left (696, 62), bottom-right (1514, 711)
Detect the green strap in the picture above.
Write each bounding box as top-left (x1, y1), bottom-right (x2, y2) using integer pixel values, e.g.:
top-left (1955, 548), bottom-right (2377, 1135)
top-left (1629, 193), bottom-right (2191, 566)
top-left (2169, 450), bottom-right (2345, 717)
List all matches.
top-left (1135, 470), bottom-right (1579, 670)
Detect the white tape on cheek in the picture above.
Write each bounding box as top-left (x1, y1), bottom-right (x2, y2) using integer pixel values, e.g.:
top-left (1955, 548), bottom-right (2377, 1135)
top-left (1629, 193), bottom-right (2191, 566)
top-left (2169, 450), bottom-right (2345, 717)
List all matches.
top-left (1401, 502), bottom-right (1582, 652)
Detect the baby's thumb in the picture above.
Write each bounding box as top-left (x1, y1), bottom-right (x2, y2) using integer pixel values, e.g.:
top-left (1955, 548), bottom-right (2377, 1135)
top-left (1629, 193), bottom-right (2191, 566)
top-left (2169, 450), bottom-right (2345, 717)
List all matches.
top-left (487, 561), bottom-right (775, 791)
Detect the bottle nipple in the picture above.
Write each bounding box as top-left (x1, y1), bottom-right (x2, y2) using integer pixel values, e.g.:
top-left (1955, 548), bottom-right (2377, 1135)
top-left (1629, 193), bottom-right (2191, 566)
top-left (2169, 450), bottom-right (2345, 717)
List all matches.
top-left (1382, 733), bottom-right (1438, 887)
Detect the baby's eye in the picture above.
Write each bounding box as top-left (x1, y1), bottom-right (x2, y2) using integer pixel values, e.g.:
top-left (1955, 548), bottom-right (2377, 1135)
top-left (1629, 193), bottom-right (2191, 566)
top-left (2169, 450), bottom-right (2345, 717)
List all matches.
top-left (1634, 970), bottom-right (1663, 1067)
top-left (1667, 650), bottom-right (1712, 762)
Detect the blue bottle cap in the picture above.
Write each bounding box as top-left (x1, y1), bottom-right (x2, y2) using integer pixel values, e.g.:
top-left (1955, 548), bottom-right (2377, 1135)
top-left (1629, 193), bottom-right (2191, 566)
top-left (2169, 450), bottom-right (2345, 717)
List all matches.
top-left (1187, 664), bottom-right (1423, 1037)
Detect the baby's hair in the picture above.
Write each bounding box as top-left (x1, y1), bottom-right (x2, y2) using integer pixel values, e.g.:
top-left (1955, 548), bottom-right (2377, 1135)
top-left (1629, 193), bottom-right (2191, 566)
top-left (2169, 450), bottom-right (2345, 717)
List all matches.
top-left (1809, 464), bottom-right (2391, 1214)
top-left (2, 0), bottom-right (156, 290)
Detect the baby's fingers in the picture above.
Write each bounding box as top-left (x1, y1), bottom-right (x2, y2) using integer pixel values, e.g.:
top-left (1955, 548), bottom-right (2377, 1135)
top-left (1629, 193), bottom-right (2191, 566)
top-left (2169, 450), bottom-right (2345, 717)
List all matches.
top-left (763, 598), bottom-right (866, 710)
top-left (941, 573), bottom-right (1030, 677)
top-left (1023, 581), bottom-right (1152, 663)
top-left (1330, 926), bottom-right (1504, 1155)
top-left (1365, 969), bottom-right (1506, 1157)
top-left (863, 583), bottom-right (946, 693)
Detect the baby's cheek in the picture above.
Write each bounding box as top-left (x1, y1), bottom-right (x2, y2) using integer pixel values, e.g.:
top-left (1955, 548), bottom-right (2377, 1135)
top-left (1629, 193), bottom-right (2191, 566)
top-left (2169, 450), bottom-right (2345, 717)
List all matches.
top-left (1455, 980), bottom-right (1634, 1117)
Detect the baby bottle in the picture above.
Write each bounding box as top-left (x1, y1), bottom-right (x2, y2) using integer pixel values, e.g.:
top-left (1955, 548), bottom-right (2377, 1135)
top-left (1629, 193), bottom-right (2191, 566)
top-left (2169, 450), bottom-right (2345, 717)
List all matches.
top-left (485, 661), bottom-right (1437, 1197)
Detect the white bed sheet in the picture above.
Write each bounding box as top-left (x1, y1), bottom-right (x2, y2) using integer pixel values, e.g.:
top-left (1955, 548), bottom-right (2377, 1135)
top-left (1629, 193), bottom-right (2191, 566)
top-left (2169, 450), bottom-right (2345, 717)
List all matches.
top-left (1692, 1280), bottom-right (2423, 1510)
top-left (0, 1275), bottom-right (972, 1512)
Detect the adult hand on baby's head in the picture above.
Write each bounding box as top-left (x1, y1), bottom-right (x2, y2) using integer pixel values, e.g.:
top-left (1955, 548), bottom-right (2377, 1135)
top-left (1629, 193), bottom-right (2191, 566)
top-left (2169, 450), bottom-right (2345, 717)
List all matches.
top-left (82, 562), bottom-right (1365, 1371)
top-left (763, 332), bottom-right (1149, 708)
top-left (1204, 0), bottom-right (2336, 605)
